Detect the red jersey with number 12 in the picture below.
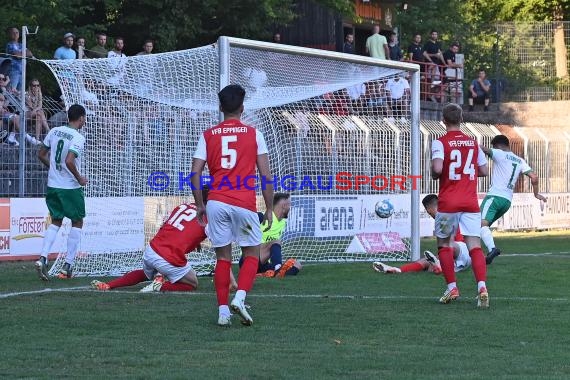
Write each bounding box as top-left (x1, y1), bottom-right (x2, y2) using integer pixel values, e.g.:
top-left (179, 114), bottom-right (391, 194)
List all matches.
top-left (149, 203), bottom-right (207, 267)
top-left (199, 119), bottom-right (266, 212)
top-left (433, 131), bottom-right (483, 213)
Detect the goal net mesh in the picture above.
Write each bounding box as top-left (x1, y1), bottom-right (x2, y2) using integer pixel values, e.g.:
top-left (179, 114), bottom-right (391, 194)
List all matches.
top-left (41, 39), bottom-right (418, 278)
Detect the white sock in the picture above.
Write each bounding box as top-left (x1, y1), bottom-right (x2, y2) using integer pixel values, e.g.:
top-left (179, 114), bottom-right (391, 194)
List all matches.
top-left (219, 305), bottom-right (230, 316)
top-left (235, 289), bottom-right (246, 302)
top-left (478, 281), bottom-right (487, 292)
top-left (480, 226), bottom-right (495, 251)
top-left (66, 227), bottom-right (82, 265)
top-left (40, 225), bottom-right (60, 258)
top-left (447, 282), bottom-right (457, 291)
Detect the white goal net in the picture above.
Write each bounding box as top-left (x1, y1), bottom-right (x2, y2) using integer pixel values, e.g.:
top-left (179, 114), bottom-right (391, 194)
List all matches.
top-left (42, 37), bottom-right (421, 277)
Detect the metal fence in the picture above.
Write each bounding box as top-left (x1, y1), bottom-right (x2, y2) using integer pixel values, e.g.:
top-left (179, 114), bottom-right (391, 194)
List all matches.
top-left (497, 21), bottom-right (570, 102)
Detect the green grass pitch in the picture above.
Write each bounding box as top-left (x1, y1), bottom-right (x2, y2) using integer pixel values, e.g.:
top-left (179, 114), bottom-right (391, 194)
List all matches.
top-left (1, 232), bottom-right (569, 379)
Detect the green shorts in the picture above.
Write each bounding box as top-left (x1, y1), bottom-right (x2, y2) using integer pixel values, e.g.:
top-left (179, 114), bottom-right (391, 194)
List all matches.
top-left (480, 195), bottom-right (511, 225)
top-left (46, 187), bottom-right (86, 221)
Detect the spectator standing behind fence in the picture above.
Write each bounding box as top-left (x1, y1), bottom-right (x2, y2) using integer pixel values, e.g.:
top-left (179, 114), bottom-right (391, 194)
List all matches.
top-left (26, 79), bottom-right (50, 141)
top-left (5, 27), bottom-right (34, 92)
top-left (468, 70), bottom-right (491, 111)
top-left (54, 33), bottom-right (77, 60)
top-left (343, 33), bottom-right (355, 54)
top-left (108, 37), bottom-right (127, 58)
top-left (74, 36), bottom-right (86, 59)
top-left (386, 75), bottom-right (410, 118)
top-left (136, 39), bottom-right (154, 55)
top-left (273, 33), bottom-right (281, 44)
top-left (407, 33), bottom-right (425, 62)
top-left (88, 33), bottom-right (108, 58)
top-left (443, 43), bottom-right (463, 103)
top-left (366, 25), bottom-right (389, 60)
top-left (388, 32), bottom-right (403, 61)
top-left (423, 30), bottom-right (445, 83)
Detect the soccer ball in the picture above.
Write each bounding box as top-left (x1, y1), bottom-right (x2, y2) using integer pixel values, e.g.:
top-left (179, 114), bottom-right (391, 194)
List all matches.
top-left (375, 199), bottom-right (394, 219)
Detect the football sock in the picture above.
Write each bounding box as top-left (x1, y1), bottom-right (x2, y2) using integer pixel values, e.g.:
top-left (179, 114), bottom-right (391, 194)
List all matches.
top-left (40, 224), bottom-right (60, 259)
top-left (161, 282), bottom-right (195, 292)
top-left (480, 226), bottom-right (495, 251)
top-left (469, 247), bottom-right (487, 284)
top-left (438, 246), bottom-right (456, 286)
top-left (107, 269), bottom-right (148, 289)
top-left (269, 244), bottom-right (283, 270)
top-left (214, 259), bottom-right (232, 306)
top-left (478, 281), bottom-right (487, 292)
top-left (447, 281), bottom-right (457, 291)
top-left (219, 305), bottom-right (231, 317)
top-left (237, 255), bottom-right (259, 292)
top-left (65, 227), bottom-right (82, 265)
top-left (401, 261), bottom-right (428, 272)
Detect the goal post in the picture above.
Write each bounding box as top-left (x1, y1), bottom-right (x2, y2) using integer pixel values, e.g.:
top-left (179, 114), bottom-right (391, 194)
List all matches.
top-left (40, 36), bottom-right (421, 278)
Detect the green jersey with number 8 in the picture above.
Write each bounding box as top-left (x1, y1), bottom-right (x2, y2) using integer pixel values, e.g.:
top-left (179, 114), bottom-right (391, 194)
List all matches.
top-left (487, 149), bottom-right (532, 201)
top-left (42, 125), bottom-right (86, 189)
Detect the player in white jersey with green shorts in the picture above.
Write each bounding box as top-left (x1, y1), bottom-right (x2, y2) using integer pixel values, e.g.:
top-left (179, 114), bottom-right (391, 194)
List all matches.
top-left (480, 135), bottom-right (546, 264)
top-left (35, 104), bottom-right (88, 280)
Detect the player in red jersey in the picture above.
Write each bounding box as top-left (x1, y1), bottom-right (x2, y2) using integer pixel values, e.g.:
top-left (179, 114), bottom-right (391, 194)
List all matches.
top-left (191, 84), bottom-right (274, 327)
top-left (373, 194), bottom-right (472, 274)
top-left (431, 103), bottom-right (490, 308)
top-left (90, 187), bottom-right (220, 292)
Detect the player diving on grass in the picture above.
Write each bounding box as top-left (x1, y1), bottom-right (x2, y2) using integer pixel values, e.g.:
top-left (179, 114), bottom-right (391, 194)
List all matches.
top-left (479, 134), bottom-right (546, 264)
top-left (238, 193), bottom-right (302, 278)
top-left (90, 186), bottom-right (234, 292)
top-left (372, 194), bottom-right (472, 275)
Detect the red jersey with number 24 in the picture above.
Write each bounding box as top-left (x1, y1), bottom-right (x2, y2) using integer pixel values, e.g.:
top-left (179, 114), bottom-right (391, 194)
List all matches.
top-left (149, 203), bottom-right (207, 267)
top-left (193, 119), bottom-right (268, 212)
top-left (431, 131), bottom-right (487, 213)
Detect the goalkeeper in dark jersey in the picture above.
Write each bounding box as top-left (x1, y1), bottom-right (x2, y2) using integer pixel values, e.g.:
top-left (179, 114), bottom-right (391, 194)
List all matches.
top-left (238, 193), bottom-right (301, 277)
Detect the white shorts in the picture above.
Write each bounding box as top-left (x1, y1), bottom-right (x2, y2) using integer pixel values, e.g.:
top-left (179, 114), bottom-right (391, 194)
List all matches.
top-left (205, 200), bottom-right (262, 248)
top-left (435, 211), bottom-right (481, 239)
top-left (142, 244), bottom-right (193, 283)
top-left (454, 242), bottom-right (471, 272)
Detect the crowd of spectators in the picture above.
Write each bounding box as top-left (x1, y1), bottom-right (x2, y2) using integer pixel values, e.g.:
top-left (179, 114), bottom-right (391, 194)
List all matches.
top-left (1, 27), bottom-right (156, 146)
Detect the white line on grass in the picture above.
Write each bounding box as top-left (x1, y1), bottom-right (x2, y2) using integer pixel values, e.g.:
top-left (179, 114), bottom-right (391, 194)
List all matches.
top-left (1, 287), bottom-right (568, 303)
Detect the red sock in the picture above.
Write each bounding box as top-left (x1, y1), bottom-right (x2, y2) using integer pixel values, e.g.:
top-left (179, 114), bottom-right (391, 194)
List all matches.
top-left (469, 247), bottom-right (487, 283)
top-left (438, 247), bottom-right (456, 285)
top-left (107, 269), bottom-right (148, 289)
top-left (214, 259), bottom-right (232, 306)
top-left (401, 261), bottom-right (428, 272)
top-left (237, 256), bottom-right (259, 292)
top-left (160, 282), bottom-right (195, 292)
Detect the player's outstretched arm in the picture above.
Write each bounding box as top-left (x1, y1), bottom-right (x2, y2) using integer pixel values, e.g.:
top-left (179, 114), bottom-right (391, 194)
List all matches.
top-left (191, 158), bottom-right (207, 226)
top-left (525, 171), bottom-right (547, 202)
top-left (257, 153), bottom-right (273, 230)
top-left (480, 145), bottom-right (492, 157)
top-left (430, 140), bottom-right (444, 180)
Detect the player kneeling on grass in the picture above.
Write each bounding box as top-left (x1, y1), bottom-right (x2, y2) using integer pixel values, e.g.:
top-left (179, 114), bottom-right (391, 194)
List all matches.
top-left (238, 193), bottom-right (302, 278)
top-left (373, 194), bottom-right (471, 275)
top-left (91, 186), bottom-right (217, 292)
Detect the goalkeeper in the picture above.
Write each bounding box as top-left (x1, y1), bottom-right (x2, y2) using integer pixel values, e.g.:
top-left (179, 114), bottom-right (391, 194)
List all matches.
top-left (373, 194), bottom-right (472, 274)
top-left (238, 193), bottom-right (301, 278)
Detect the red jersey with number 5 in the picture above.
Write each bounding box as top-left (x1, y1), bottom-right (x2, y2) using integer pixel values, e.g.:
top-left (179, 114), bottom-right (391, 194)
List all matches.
top-left (149, 203), bottom-right (207, 267)
top-left (193, 119), bottom-right (268, 212)
top-left (431, 131), bottom-right (487, 213)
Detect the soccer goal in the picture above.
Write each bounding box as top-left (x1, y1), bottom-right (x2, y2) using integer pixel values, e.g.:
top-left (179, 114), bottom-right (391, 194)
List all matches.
top-left (41, 36), bottom-right (421, 277)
